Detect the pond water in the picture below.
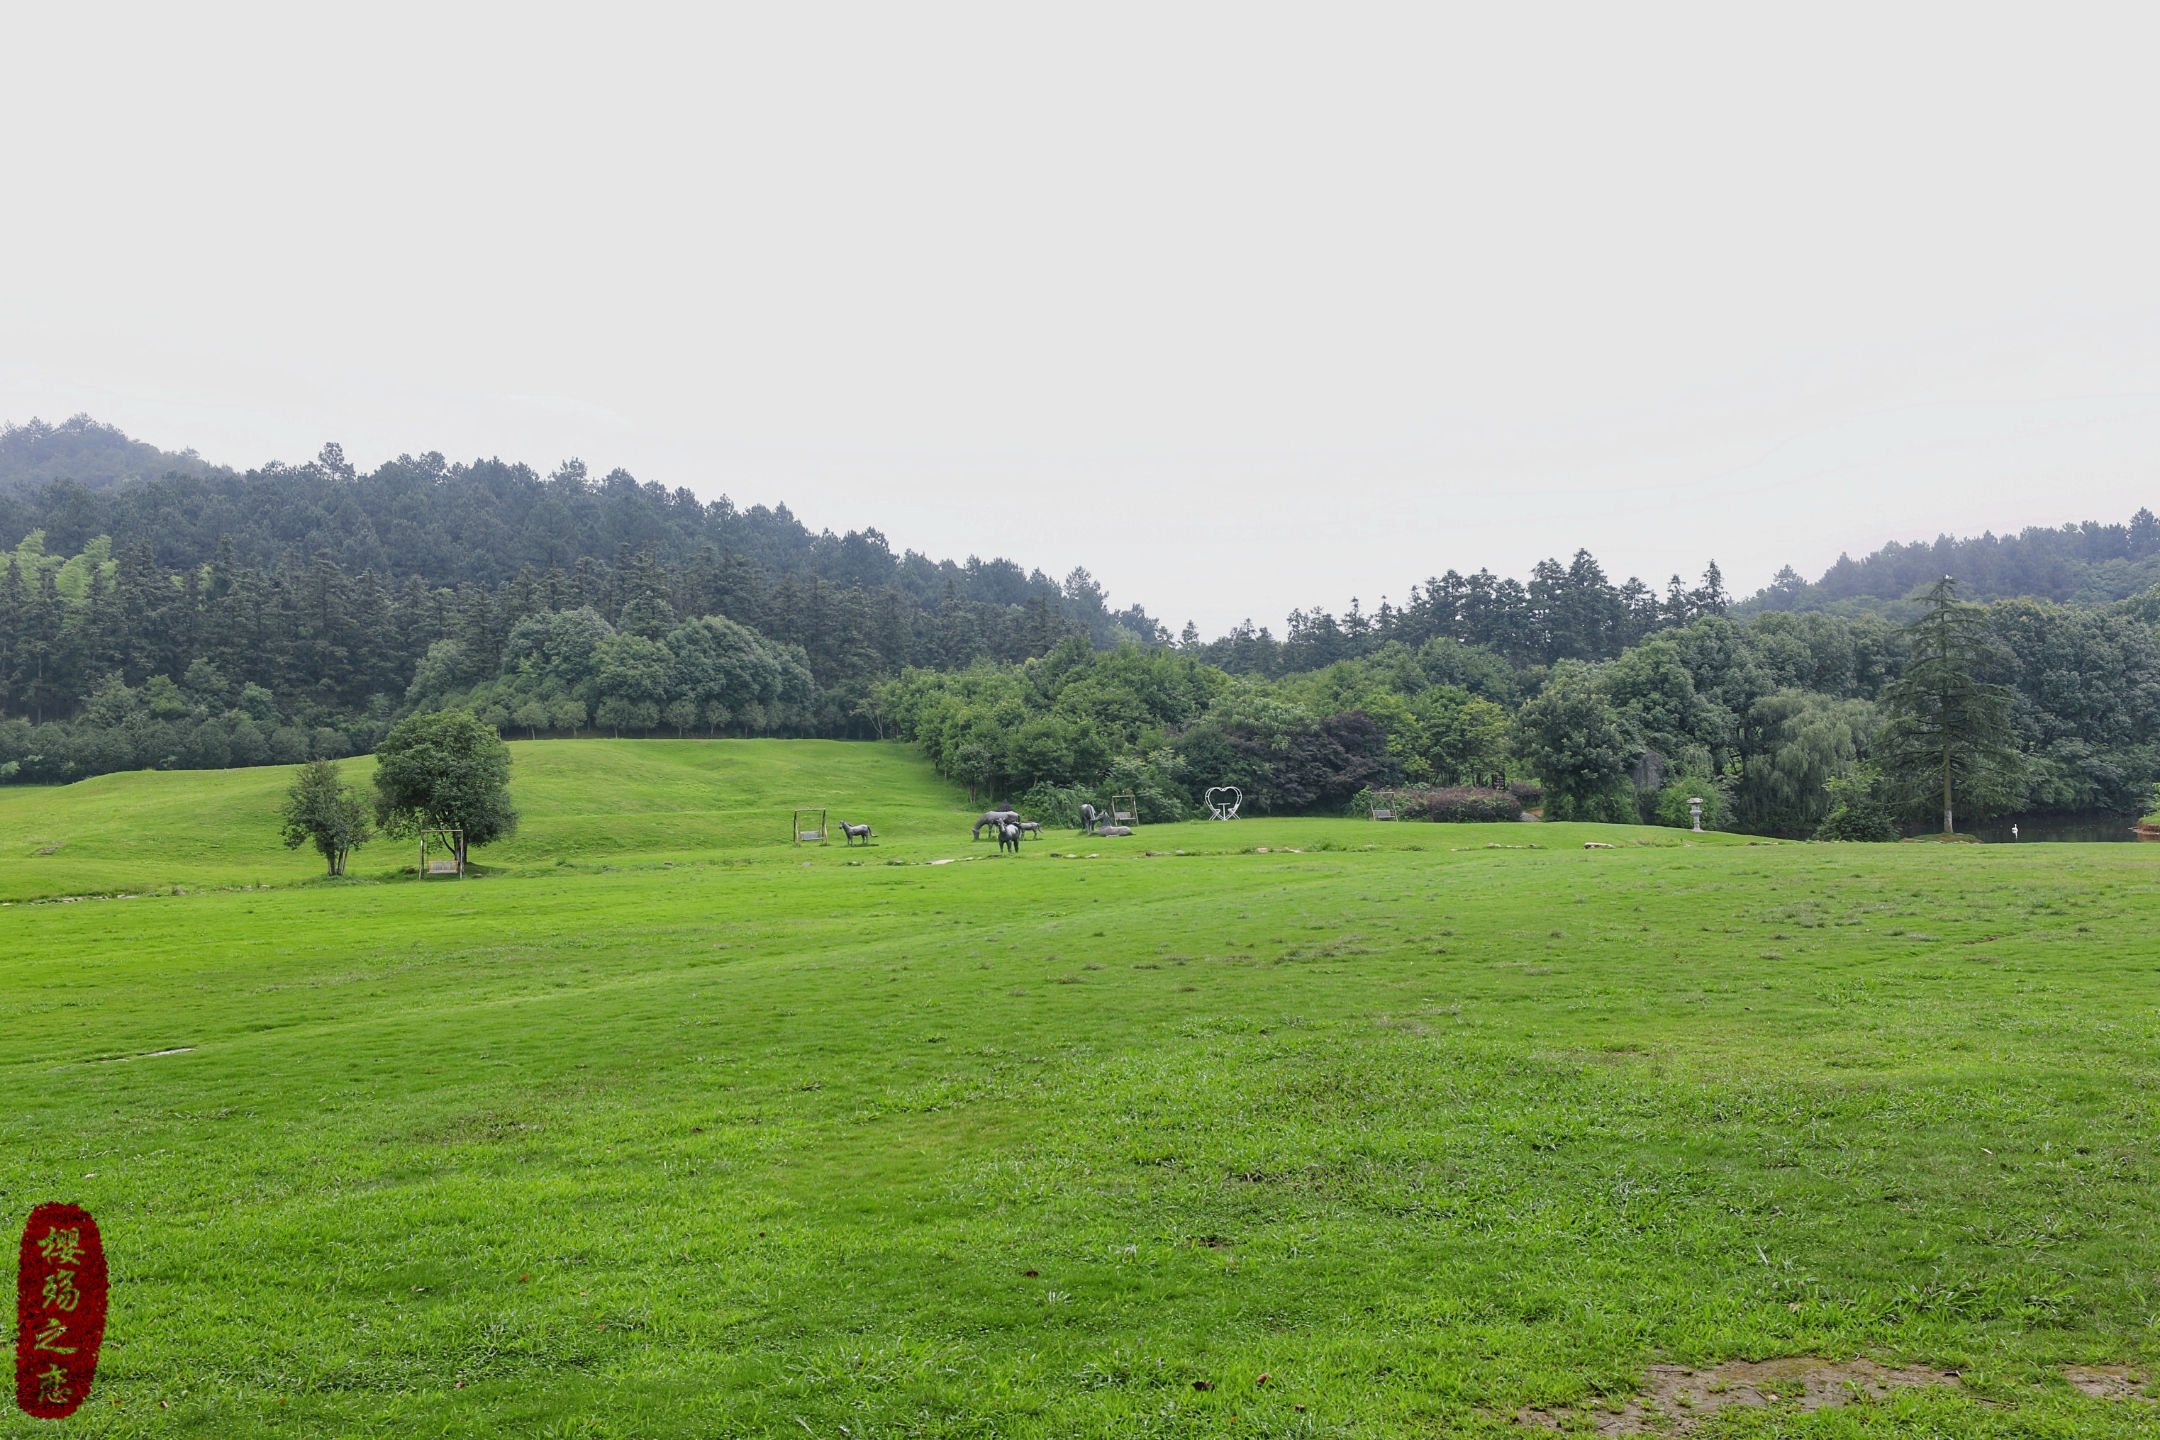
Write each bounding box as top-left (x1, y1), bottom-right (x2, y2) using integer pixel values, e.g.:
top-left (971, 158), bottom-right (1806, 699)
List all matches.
top-left (1965, 811), bottom-right (2147, 843)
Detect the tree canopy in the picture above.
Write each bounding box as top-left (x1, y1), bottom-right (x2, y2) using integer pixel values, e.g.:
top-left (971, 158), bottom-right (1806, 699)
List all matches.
top-left (279, 758), bottom-right (371, 876)
top-left (371, 710), bottom-right (517, 867)
top-left (1511, 662), bottom-right (1635, 822)
top-left (1744, 507), bottom-right (2160, 613)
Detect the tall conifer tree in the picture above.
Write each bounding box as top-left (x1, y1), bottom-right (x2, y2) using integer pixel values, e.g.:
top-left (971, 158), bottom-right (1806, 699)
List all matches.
top-left (1881, 576), bottom-right (2019, 833)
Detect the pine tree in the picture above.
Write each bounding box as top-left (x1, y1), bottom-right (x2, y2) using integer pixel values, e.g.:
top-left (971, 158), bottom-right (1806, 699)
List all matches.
top-left (16, 568), bottom-right (65, 723)
top-left (208, 535), bottom-right (237, 602)
top-left (347, 572), bottom-right (397, 702)
top-left (0, 556), bottom-right (22, 714)
top-left (297, 553), bottom-right (358, 702)
top-left (1692, 561), bottom-right (1729, 615)
top-left (1880, 576), bottom-right (2019, 833)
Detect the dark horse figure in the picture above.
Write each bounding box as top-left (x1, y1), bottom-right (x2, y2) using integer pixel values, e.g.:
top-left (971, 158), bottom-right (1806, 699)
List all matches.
top-left (838, 821), bottom-right (873, 846)
top-left (973, 808), bottom-right (1020, 840)
top-left (1078, 803), bottom-right (1100, 833)
top-left (997, 821), bottom-right (1023, 854)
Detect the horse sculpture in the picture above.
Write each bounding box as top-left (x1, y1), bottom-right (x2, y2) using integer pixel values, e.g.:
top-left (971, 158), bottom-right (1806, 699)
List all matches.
top-left (972, 809), bottom-right (1020, 841)
top-left (997, 821), bottom-right (1023, 854)
top-left (1016, 820), bottom-right (1040, 840)
top-left (838, 821), bottom-right (874, 846)
top-left (1077, 803), bottom-right (1100, 833)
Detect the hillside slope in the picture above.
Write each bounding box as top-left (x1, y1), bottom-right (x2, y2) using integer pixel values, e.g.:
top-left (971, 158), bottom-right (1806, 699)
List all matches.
top-left (0, 737), bottom-right (1724, 900)
top-left (0, 739), bottom-right (965, 898)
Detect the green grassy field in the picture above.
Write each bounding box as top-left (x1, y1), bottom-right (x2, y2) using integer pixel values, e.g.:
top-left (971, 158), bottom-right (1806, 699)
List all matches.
top-left (4, 741), bottom-right (2159, 1436)
top-left (0, 740), bottom-right (970, 901)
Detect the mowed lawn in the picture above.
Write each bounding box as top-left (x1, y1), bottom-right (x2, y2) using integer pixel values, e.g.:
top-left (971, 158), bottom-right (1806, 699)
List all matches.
top-left (2, 743), bottom-right (2158, 1436)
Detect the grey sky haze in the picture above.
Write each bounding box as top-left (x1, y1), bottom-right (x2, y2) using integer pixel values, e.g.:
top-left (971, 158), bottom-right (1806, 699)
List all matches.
top-left (5, 3), bottom-right (2158, 631)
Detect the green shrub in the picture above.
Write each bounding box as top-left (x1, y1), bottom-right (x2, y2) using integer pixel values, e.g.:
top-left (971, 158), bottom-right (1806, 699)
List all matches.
top-left (1364, 786), bottom-right (1521, 822)
top-left (1102, 750), bottom-right (1191, 823)
top-left (1814, 763), bottom-right (1900, 842)
top-left (1011, 782), bottom-right (1090, 828)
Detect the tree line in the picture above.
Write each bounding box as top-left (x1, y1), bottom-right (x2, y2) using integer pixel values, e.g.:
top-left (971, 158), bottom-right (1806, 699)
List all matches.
top-left (881, 586), bottom-right (2160, 837)
top-left (0, 476), bottom-right (1741, 790)
top-left (1743, 506), bottom-right (2160, 614)
top-left (1, 420), bottom-right (1743, 678)
top-left (1186, 554), bottom-right (1732, 675)
top-left (0, 529), bottom-right (1113, 782)
top-left (9, 512), bottom-right (2158, 837)
top-left (4, 417), bottom-right (2158, 834)
top-left (0, 437), bottom-right (1165, 647)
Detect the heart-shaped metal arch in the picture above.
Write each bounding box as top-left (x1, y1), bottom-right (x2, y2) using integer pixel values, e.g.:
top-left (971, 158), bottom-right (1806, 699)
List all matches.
top-left (1204, 786), bottom-right (1242, 820)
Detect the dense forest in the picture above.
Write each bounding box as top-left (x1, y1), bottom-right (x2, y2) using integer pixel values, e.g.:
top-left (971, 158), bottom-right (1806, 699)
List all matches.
top-left (2, 415), bottom-right (2155, 836)
top-left (1189, 555), bottom-right (1733, 675)
top-left (886, 596), bottom-right (2160, 836)
top-left (0, 421), bottom-right (1163, 643)
top-left (0, 525), bottom-right (1125, 763)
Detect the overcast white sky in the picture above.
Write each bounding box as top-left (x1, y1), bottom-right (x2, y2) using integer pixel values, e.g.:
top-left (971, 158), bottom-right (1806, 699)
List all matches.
top-left (4, 3), bottom-right (2159, 633)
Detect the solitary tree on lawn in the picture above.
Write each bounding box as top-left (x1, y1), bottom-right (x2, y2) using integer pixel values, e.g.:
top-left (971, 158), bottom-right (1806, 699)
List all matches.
top-left (372, 710), bottom-right (518, 869)
top-left (280, 758), bottom-right (371, 876)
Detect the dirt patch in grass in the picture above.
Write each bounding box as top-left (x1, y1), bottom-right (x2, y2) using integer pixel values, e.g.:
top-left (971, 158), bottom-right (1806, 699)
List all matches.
top-left (2064, 1364), bottom-right (2150, 1400)
top-left (1516, 1357), bottom-right (1961, 1433)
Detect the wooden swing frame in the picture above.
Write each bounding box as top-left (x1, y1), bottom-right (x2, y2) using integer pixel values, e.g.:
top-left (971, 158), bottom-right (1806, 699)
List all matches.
top-left (420, 827), bottom-right (465, 879)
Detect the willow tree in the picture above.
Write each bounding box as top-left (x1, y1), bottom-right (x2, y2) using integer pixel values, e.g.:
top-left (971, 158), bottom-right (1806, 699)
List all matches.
top-left (1881, 577), bottom-right (2018, 834)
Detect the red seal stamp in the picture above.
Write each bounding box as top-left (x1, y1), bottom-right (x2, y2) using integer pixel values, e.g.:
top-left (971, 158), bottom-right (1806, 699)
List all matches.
top-left (14, 1204), bottom-right (107, 1418)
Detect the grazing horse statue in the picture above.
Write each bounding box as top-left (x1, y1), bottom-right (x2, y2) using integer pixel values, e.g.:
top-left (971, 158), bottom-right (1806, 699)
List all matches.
top-left (973, 808), bottom-right (1020, 840)
top-left (1078, 803), bottom-right (1100, 833)
top-left (997, 821), bottom-right (1023, 854)
top-left (838, 821), bottom-right (873, 846)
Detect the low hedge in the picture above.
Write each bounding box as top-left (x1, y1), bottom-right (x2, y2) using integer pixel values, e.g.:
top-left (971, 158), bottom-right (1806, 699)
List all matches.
top-left (1370, 786), bottom-right (1524, 823)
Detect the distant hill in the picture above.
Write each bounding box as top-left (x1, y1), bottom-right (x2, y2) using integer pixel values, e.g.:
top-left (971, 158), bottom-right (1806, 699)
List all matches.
top-left (0, 413), bottom-right (230, 493)
top-left (0, 415), bottom-right (1164, 647)
top-left (1740, 507), bottom-right (2160, 616)
top-left (13, 410), bottom-right (2155, 643)
top-left (0, 410), bottom-right (1166, 660)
